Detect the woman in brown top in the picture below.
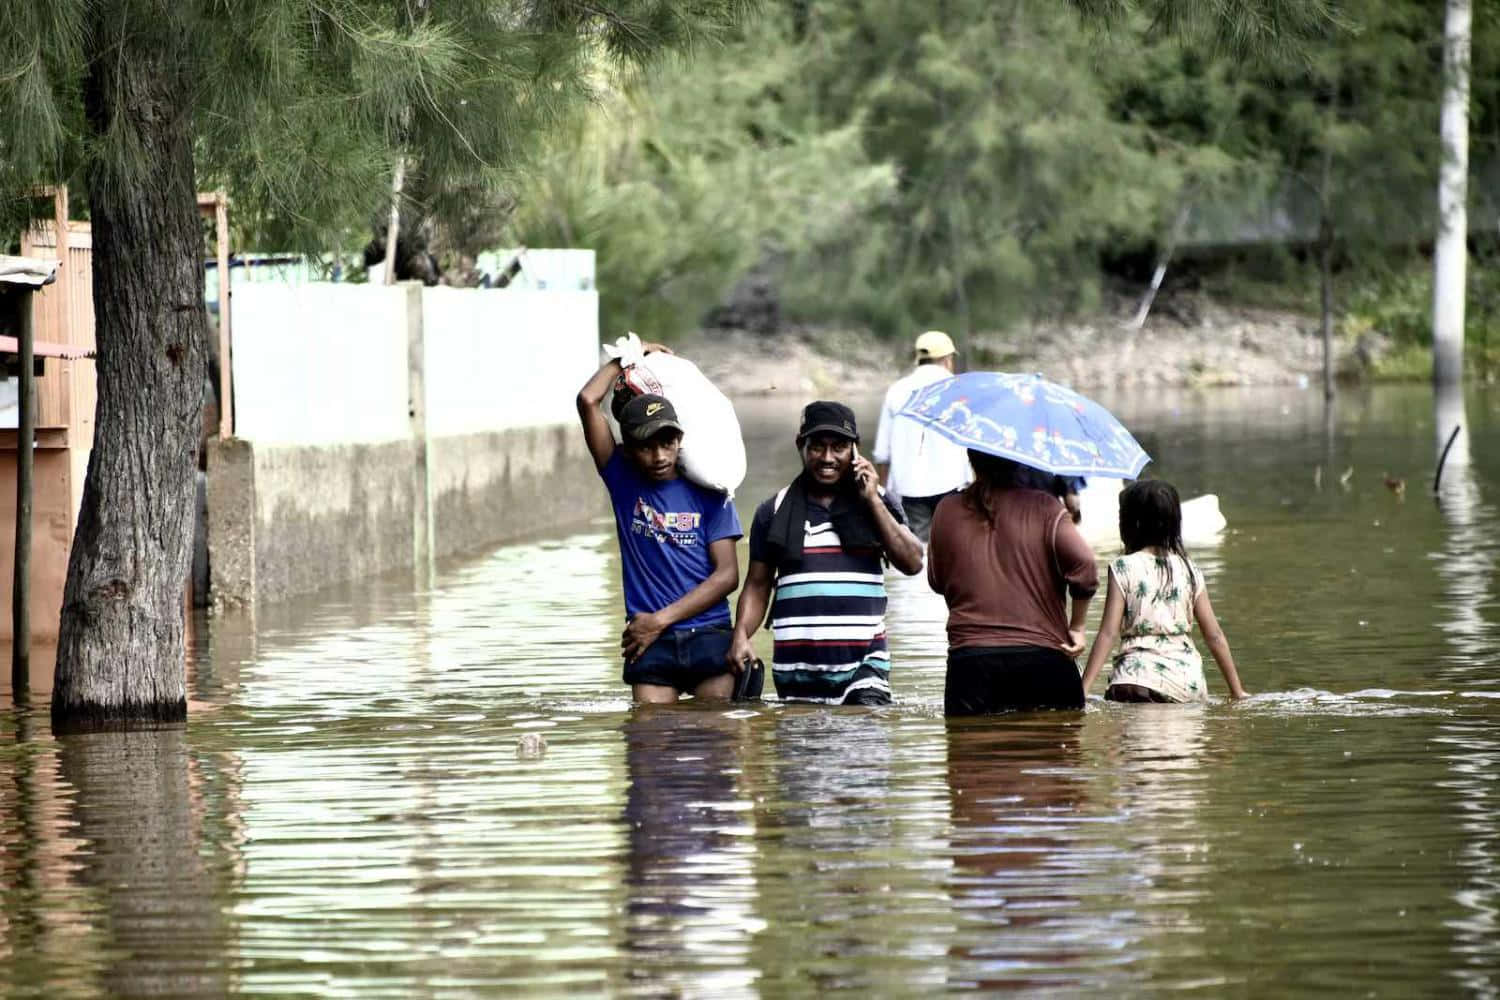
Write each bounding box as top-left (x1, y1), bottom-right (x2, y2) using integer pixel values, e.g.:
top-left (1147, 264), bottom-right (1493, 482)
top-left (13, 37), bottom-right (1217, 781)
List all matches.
top-left (926, 451), bottom-right (1100, 714)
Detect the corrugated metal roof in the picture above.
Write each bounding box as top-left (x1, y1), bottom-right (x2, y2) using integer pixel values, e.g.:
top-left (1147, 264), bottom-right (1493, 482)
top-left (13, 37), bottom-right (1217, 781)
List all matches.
top-left (0, 255), bottom-right (58, 288)
top-left (0, 335), bottom-right (94, 360)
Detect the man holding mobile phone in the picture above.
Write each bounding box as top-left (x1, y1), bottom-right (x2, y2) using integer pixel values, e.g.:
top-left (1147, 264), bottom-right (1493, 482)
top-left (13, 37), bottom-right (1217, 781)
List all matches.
top-left (727, 401), bottom-right (924, 705)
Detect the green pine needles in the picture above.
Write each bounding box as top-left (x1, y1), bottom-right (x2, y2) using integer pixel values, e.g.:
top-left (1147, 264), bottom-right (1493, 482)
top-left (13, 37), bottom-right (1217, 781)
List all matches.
top-left (0, 0), bottom-right (755, 247)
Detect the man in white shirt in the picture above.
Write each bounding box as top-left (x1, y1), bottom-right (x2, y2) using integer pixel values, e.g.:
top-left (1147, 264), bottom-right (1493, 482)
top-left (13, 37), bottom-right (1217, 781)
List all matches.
top-left (872, 330), bottom-right (973, 542)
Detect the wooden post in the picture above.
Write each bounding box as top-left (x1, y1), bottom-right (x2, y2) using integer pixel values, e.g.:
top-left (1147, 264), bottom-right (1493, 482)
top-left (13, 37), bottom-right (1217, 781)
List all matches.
top-left (214, 193), bottom-right (233, 438)
top-left (13, 291), bottom-right (35, 698)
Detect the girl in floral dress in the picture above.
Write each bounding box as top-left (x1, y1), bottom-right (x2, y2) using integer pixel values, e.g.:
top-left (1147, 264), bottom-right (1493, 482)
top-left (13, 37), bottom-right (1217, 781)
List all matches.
top-left (1081, 480), bottom-right (1248, 703)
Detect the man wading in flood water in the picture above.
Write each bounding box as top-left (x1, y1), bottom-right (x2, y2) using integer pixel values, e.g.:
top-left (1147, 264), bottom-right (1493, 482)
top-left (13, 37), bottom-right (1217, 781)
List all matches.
top-left (577, 346), bottom-right (743, 704)
top-left (872, 330), bottom-right (971, 543)
top-left (728, 401), bottom-right (924, 705)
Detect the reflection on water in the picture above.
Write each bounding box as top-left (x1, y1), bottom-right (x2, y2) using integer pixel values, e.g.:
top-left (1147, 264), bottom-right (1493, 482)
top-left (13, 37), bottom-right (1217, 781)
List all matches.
top-left (751, 708), bottom-right (951, 995)
top-left (944, 716), bottom-right (1106, 992)
top-left (59, 729), bottom-right (239, 997)
top-left (1432, 395), bottom-right (1500, 994)
top-left (0, 718), bottom-right (242, 998)
top-left (1, 385), bottom-right (1499, 996)
top-left (1086, 704), bottom-right (1218, 989)
top-left (621, 707), bottom-right (759, 997)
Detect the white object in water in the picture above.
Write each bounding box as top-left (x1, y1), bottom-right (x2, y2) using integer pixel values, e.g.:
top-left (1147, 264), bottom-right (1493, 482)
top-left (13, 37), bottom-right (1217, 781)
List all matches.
top-left (1076, 478), bottom-right (1227, 551)
top-left (605, 332), bottom-right (748, 495)
top-left (516, 733), bottom-right (548, 758)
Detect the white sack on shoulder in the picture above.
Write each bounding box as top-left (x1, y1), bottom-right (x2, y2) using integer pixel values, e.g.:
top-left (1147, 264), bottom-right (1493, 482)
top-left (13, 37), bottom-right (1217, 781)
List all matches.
top-left (606, 334), bottom-right (747, 495)
top-left (602, 331), bottom-right (646, 369)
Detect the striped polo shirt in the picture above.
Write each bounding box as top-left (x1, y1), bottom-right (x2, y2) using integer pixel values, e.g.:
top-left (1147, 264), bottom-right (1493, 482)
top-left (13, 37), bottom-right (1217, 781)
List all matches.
top-left (748, 490), bottom-right (906, 704)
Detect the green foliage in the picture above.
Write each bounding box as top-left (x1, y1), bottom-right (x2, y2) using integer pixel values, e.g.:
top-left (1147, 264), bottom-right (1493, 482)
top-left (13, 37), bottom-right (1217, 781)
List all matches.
top-left (504, 0), bottom-right (1380, 340)
top-left (510, 1), bottom-right (1241, 338)
top-left (1369, 342), bottom-right (1432, 381)
top-left (1231, 2), bottom-right (1441, 244)
top-left (8, 0), bottom-right (1489, 361)
top-left (505, 14), bottom-right (896, 337)
top-left (1066, 0), bottom-right (1343, 59)
top-left (790, 0), bottom-right (1182, 334)
top-left (0, 1), bottom-right (755, 250)
top-left (1344, 256), bottom-right (1500, 379)
top-left (1343, 266), bottom-right (1436, 347)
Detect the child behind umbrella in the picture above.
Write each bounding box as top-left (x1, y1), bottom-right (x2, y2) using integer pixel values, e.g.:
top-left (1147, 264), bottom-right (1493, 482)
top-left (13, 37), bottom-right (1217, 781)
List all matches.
top-left (1081, 479), bottom-right (1248, 702)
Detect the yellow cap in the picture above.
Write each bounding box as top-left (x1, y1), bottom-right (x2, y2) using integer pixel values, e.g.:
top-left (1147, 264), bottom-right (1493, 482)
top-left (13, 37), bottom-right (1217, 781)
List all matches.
top-left (914, 330), bottom-right (957, 361)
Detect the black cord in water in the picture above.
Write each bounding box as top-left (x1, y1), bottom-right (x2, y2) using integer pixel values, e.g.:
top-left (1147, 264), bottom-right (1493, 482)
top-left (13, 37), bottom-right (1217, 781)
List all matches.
top-left (1433, 424), bottom-right (1462, 494)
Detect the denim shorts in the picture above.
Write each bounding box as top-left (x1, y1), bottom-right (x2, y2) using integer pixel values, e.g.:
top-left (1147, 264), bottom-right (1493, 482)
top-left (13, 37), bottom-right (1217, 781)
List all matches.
top-left (623, 624), bottom-right (734, 692)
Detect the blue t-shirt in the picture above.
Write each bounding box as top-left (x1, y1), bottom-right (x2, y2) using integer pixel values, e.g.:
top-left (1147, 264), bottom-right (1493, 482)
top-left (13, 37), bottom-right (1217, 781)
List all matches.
top-left (600, 451), bottom-right (743, 630)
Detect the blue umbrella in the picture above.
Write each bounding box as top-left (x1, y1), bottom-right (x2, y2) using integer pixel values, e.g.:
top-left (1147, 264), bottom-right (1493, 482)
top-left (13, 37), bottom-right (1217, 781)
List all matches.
top-left (896, 371), bottom-right (1149, 478)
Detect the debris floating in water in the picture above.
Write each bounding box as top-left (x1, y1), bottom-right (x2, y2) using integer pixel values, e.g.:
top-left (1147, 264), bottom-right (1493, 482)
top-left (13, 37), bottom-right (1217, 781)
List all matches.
top-left (516, 733), bottom-right (548, 758)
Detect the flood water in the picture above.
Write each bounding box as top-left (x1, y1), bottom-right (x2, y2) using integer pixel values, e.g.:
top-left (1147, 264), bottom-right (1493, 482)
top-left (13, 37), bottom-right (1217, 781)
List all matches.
top-left (3, 384), bottom-right (1500, 997)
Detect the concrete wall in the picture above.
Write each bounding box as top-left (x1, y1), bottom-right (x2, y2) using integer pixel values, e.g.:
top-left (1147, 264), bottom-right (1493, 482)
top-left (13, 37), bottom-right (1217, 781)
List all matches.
top-left (251, 439), bottom-right (419, 601)
top-left (211, 272), bottom-right (604, 609)
top-left (428, 426), bottom-right (600, 561)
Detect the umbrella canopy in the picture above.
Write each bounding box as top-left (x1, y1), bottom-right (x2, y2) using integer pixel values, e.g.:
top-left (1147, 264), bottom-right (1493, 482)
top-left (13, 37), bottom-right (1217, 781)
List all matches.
top-left (896, 371), bottom-right (1149, 479)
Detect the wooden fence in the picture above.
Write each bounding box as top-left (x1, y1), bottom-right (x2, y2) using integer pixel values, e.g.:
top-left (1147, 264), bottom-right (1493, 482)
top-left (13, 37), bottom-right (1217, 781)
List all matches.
top-left (20, 221), bottom-right (96, 450)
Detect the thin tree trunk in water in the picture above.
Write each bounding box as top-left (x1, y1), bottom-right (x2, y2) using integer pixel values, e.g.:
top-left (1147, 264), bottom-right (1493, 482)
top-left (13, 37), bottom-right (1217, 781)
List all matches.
top-left (52, 25), bottom-right (206, 731)
top-left (1433, 0), bottom-right (1471, 394)
top-left (1319, 224), bottom-right (1335, 404)
top-left (1318, 144), bottom-right (1335, 404)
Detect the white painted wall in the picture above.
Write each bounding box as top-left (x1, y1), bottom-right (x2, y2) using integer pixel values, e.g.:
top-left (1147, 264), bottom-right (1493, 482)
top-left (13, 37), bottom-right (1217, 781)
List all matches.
top-left (423, 287), bottom-right (599, 436)
top-left (231, 280), bottom-right (600, 446)
top-left (233, 283), bottom-right (412, 446)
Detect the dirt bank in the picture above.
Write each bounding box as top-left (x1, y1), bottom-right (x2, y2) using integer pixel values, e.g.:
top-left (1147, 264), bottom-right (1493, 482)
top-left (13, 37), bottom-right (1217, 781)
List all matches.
top-left (680, 297), bottom-right (1382, 397)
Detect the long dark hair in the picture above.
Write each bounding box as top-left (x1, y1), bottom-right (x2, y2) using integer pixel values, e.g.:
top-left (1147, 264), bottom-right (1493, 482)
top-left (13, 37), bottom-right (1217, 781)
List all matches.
top-left (963, 450), bottom-right (1051, 519)
top-left (1119, 479), bottom-right (1193, 587)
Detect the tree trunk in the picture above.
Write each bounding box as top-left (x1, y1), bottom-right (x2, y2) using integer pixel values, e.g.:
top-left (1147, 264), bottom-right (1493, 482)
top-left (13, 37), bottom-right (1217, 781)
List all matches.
top-left (1129, 199), bottom-right (1192, 331)
top-left (383, 158), bottom-right (406, 286)
top-left (1432, 0), bottom-right (1471, 394)
top-left (1318, 144), bottom-right (1336, 404)
top-left (52, 25), bottom-right (206, 731)
top-left (1319, 221), bottom-right (1335, 404)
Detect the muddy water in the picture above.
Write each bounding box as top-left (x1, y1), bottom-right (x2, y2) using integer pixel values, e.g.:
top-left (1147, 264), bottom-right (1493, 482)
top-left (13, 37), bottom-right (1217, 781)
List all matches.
top-left (2, 384), bottom-right (1498, 996)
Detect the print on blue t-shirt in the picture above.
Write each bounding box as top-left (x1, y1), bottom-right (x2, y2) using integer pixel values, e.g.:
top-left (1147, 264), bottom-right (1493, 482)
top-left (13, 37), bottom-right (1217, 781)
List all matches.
top-left (600, 451), bottom-right (743, 630)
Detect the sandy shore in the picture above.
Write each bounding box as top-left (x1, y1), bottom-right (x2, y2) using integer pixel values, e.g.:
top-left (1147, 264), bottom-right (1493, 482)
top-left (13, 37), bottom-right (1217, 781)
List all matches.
top-left (677, 299), bottom-right (1371, 397)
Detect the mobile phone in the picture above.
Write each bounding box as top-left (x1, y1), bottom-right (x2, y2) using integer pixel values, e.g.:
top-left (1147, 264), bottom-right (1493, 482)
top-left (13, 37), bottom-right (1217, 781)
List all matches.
top-left (851, 442), bottom-right (869, 488)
